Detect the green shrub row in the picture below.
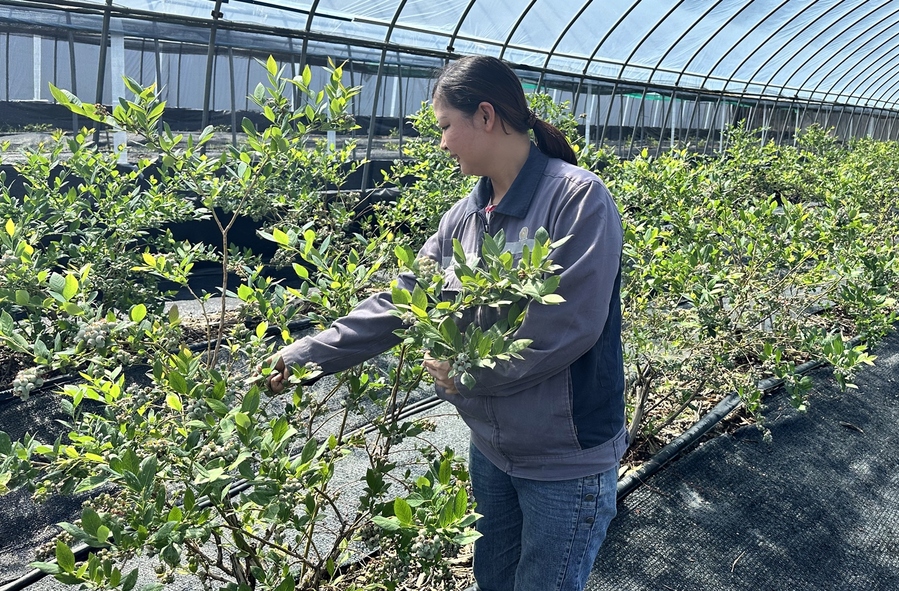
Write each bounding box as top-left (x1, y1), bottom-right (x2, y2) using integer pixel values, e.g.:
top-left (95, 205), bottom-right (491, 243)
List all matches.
top-left (0, 56), bottom-right (897, 590)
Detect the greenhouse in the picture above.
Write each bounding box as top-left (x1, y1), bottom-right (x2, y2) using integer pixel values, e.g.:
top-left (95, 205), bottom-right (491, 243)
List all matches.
top-left (1, 1), bottom-right (899, 590)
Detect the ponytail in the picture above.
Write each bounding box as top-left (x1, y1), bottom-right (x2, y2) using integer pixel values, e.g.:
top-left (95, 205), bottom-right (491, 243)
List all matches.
top-left (531, 118), bottom-right (577, 166)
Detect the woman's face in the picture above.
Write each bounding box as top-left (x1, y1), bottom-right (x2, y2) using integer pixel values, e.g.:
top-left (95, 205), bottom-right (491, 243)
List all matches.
top-left (433, 96), bottom-right (487, 177)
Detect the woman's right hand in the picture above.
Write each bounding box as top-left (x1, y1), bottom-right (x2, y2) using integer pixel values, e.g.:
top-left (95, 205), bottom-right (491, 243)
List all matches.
top-left (263, 356), bottom-right (288, 393)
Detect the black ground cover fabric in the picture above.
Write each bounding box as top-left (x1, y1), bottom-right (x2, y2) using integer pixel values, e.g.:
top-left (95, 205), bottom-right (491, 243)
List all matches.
top-left (588, 329), bottom-right (899, 591)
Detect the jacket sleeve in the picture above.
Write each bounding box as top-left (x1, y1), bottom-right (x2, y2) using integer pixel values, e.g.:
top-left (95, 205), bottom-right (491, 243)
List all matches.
top-left (277, 231), bottom-right (443, 375)
top-left (452, 178), bottom-right (622, 398)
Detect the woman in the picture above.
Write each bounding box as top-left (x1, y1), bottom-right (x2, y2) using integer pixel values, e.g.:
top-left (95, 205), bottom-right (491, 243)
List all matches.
top-left (266, 55), bottom-right (626, 591)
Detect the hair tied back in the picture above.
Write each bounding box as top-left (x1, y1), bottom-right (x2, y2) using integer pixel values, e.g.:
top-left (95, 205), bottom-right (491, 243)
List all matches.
top-left (527, 109), bottom-right (538, 129)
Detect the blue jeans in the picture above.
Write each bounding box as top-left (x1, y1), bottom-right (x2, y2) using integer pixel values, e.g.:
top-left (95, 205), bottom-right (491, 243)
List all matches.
top-left (468, 442), bottom-right (618, 591)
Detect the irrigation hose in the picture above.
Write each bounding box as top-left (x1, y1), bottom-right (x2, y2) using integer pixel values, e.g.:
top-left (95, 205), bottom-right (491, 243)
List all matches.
top-left (616, 353), bottom-right (832, 501)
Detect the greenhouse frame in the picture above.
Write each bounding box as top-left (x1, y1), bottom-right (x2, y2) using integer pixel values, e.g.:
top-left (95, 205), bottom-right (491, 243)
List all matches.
top-left (3, 0), bottom-right (899, 164)
top-left (4, 3), bottom-right (899, 591)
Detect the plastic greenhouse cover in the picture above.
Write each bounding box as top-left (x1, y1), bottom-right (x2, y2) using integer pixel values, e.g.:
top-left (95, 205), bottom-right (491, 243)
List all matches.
top-left (7, 0), bottom-right (899, 108)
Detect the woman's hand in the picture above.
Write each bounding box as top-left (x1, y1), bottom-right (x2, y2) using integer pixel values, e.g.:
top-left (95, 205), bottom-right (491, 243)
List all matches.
top-left (423, 353), bottom-right (458, 395)
top-left (262, 356), bottom-right (288, 394)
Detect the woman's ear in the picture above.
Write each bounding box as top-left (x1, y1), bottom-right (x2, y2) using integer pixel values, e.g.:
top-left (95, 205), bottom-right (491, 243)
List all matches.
top-left (478, 101), bottom-right (496, 131)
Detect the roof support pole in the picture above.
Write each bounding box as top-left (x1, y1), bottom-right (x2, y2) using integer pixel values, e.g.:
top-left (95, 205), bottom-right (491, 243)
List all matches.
top-left (154, 37), bottom-right (162, 133)
top-left (361, 0), bottom-right (408, 193)
top-left (93, 0), bottom-right (112, 146)
top-left (67, 12), bottom-right (78, 132)
top-left (628, 88), bottom-right (648, 157)
top-left (228, 46), bottom-right (237, 146)
top-left (201, 0), bottom-right (224, 134)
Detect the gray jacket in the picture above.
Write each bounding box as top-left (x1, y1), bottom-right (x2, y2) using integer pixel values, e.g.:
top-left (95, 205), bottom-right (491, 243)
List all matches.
top-left (280, 144), bottom-right (627, 480)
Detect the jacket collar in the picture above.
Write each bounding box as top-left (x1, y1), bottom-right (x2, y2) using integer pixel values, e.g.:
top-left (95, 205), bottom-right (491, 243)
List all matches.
top-left (464, 143), bottom-right (549, 218)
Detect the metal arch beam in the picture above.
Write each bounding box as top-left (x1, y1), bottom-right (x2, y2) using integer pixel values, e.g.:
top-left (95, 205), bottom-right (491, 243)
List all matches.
top-left (726, 0), bottom-right (846, 145)
top-left (822, 28), bottom-right (899, 108)
top-left (795, 4), bottom-right (899, 128)
top-left (537, 0), bottom-right (593, 92)
top-left (780, 1), bottom-right (888, 96)
top-left (573, 0), bottom-right (640, 109)
top-left (796, 4), bottom-right (899, 104)
top-left (692, 0), bottom-right (792, 91)
top-left (712, 2), bottom-right (818, 103)
top-left (360, 0), bottom-right (409, 192)
top-left (446, 0), bottom-right (478, 54)
top-left (816, 25), bottom-right (899, 104)
top-left (649, 0), bottom-right (739, 154)
top-left (854, 50), bottom-right (899, 109)
top-left (831, 48), bottom-right (899, 133)
top-left (298, 0), bottom-right (322, 69)
top-left (648, 0), bottom-right (725, 88)
top-left (498, 0), bottom-right (539, 61)
top-left (874, 79), bottom-right (899, 113)
top-left (752, 1), bottom-right (861, 103)
top-left (598, 0), bottom-right (686, 145)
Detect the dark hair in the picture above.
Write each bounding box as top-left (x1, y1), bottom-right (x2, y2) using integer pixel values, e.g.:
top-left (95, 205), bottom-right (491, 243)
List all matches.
top-left (432, 55), bottom-right (577, 166)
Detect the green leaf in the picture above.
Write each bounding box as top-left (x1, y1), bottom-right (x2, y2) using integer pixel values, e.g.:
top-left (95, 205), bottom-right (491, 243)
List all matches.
top-left (241, 389), bottom-right (260, 414)
top-left (452, 530), bottom-right (482, 546)
top-left (272, 417), bottom-right (289, 442)
top-left (460, 371), bottom-right (476, 390)
top-left (62, 273), bottom-right (79, 301)
top-left (237, 284), bottom-right (254, 302)
top-left (438, 499), bottom-right (455, 528)
top-left (63, 302), bottom-right (84, 316)
top-left (15, 289), bottom-right (29, 306)
top-left (121, 569), bottom-right (139, 591)
top-left (234, 412), bottom-right (251, 429)
top-left (166, 394), bottom-right (182, 412)
top-left (300, 437), bottom-right (317, 464)
top-left (273, 576), bottom-right (296, 591)
top-left (49, 272), bottom-right (66, 295)
top-left (411, 284), bottom-right (428, 312)
top-left (454, 487), bottom-right (468, 519)
top-left (30, 561), bottom-right (62, 575)
top-left (205, 398), bottom-right (229, 415)
top-left (167, 371), bottom-right (188, 395)
top-left (55, 540), bottom-right (76, 573)
top-left (391, 286), bottom-right (411, 306)
top-left (371, 515), bottom-right (401, 532)
top-left (130, 304), bottom-right (147, 322)
top-left (394, 497), bottom-right (413, 525)
top-left (539, 293), bottom-right (565, 305)
top-left (81, 507), bottom-right (102, 536)
top-left (266, 55), bottom-right (278, 76)
top-left (438, 458), bottom-right (452, 486)
top-left (272, 227), bottom-right (291, 246)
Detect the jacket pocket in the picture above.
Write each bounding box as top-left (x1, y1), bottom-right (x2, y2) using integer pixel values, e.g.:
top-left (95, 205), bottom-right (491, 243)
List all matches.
top-left (491, 370), bottom-right (580, 458)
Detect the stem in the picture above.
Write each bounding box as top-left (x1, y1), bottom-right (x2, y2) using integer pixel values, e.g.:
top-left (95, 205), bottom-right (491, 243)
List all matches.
top-left (307, 377), bottom-right (347, 438)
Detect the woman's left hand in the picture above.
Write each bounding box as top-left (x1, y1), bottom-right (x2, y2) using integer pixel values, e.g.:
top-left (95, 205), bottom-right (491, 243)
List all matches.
top-left (423, 353), bottom-right (458, 395)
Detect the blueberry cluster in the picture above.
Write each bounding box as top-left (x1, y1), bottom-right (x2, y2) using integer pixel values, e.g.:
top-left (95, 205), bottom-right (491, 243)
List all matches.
top-left (75, 320), bottom-right (112, 350)
top-left (34, 530), bottom-right (75, 560)
top-left (415, 256), bottom-right (439, 277)
top-left (410, 531), bottom-right (453, 561)
top-left (281, 476), bottom-right (306, 495)
top-left (450, 352), bottom-right (472, 375)
top-left (124, 384), bottom-right (153, 411)
top-left (183, 397), bottom-right (208, 421)
top-left (400, 310), bottom-right (417, 326)
top-left (355, 522), bottom-right (381, 549)
top-left (11, 367), bottom-right (45, 400)
top-left (195, 439), bottom-right (240, 465)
